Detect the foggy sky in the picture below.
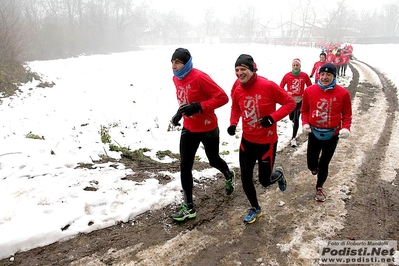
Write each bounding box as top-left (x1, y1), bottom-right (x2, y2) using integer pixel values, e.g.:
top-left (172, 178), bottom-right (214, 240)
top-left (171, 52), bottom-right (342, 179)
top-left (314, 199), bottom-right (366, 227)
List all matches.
top-left (146, 0), bottom-right (395, 24)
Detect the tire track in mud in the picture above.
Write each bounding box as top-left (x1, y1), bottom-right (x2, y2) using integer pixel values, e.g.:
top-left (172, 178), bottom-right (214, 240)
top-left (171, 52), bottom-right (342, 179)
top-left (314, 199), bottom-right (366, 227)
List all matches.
top-left (336, 60), bottom-right (399, 244)
top-left (1, 61), bottom-right (398, 266)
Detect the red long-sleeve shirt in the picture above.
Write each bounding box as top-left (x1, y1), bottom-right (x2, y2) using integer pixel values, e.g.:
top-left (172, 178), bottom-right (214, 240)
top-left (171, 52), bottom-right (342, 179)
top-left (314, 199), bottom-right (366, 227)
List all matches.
top-left (230, 76), bottom-right (296, 144)
top-left (301, 83), bottom-right (352, 135)
top-left (173, 68), bottom-right (228, 132)
top-left (327, 53), bottom-right (335, 63)
top-left (310, 61), bottom-right (325, 81)
top-left (334, 54), bottom-right (343, 66)
top-left (280, 71), bottom-right (312, 102)
top-left (342, 54), bottom-right (350, 65)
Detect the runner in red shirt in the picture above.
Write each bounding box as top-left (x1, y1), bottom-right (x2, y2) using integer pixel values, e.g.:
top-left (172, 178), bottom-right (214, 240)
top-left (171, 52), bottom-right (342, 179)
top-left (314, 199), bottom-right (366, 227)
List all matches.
top-left (280, 58), bottom-right (312, 147)
top-left (334, 50), bottom-right (343, 76)
top-left (310, 52), bottom-right (326, 84)
top-left (340, 50), bottom-right (351, 76)
top-left (326, 51), bottom-right (335, 63)
top-left (301, 63), bottom-right (352, 202)
top-left (228, 54), bottom-right (296, 224)
top-left (170, 48), bottom-right (236, 222)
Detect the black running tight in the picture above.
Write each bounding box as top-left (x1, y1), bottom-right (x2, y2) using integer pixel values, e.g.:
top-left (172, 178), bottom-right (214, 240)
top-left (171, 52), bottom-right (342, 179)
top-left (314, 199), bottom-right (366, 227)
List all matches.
top-left (289, 101), bottom-right (302, 139)
top-left (179, 127), bottom-right (230, 206)
top-left (307, 133), bottom-right (339, 188)
top-left (239, 138), bottom-right (278, 208)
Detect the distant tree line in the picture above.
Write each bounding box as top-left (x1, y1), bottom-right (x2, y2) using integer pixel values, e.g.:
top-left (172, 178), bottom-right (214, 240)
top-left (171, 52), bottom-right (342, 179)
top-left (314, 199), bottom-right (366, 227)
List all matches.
top-left (0, 0), bottom-right (398, 65)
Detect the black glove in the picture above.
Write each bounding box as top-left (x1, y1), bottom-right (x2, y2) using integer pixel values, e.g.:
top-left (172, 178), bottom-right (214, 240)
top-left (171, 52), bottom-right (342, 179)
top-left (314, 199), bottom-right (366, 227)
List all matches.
top-left (259, 115), bottom-right (274, 128)
top-left (227, 125), bottom-right (237, 136)
top-left (171, 111), bottom-right (182, 126)
top-left (309, 75), bottom-right (313, 78)
top-left (179, 103), bottom-right (202, 117)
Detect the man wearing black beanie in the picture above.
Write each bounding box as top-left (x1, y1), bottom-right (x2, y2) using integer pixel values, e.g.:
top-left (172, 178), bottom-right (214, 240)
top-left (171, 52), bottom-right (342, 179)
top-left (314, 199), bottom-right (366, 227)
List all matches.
top-left (318, 62), bottom-right (336, 77)
top-left (170, 48), bottom-right (236, 222)
top-left (235, 54), bottom-right (255, 72)
top-left (301, 61), bottom-right (352, 203)
top-left (171, 48), bottom-right (191, 65)
top-left (228, 54), bottom-right (296, 224)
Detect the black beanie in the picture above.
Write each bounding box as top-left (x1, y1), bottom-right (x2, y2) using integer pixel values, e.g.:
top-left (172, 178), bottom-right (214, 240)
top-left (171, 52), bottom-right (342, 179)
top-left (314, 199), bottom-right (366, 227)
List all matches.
top-left (319, 63), bottom-right (337, 77)
top-left (171, 48), bottom-right (191, 64)
top-left (235, 54), bottom-right (255, 72)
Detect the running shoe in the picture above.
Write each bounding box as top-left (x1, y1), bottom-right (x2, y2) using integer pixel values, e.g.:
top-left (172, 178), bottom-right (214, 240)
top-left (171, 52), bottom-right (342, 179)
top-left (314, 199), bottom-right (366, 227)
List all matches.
top-left (290, 138), bottom-right (297, 147)
top-left (243, 206), bottom-right (263, 224)
top-left (171, 204), bottom-right (197, 221)
top-left (315, 188), bottom-right (326, 202)
top-left (225, 170), bottom-right (236, 195)
top-left (276, 166), bottom-right (287, 191)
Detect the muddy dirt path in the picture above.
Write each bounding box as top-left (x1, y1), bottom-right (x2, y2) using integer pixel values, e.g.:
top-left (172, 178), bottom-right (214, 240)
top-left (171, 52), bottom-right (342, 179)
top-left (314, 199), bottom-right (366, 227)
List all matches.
top-left (1, 60), bottom-right (398, 266)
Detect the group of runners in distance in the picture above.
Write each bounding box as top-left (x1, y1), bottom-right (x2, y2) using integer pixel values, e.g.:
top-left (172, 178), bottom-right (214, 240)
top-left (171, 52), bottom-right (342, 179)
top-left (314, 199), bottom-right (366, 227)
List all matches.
top-left (317, 42), bottom-right (354, 77)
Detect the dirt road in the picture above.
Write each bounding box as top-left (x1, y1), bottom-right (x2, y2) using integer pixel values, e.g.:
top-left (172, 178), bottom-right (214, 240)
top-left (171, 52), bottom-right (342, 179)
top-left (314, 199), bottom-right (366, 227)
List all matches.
top-left (1, 60), bottom-right (398, 266)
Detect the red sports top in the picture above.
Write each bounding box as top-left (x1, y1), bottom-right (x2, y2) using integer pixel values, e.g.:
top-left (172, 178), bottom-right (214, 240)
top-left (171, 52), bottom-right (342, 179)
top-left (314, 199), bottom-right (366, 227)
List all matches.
top-left (310, 61), bottom-right (325, 81)
top-left (230, 76), bottom-right (296, 144)
top-left (173, 68), bottom-right (228, 132)
top-left (301, 83), bottom-right (352, 135)
top-left (280, 71), bottom-right (312, 102)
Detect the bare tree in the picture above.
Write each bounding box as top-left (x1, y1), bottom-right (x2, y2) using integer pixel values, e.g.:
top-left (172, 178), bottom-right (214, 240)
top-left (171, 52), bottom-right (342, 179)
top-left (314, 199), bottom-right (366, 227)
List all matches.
top-left (227, 14), bottom-right (243, 39)
top-left (204, 8), bottom-right (220, 36)
top-left (298, 0), bottom-right (316, 41)
top-left (285, 3), bottom-right (300, 40)
top-left (163, 10), bottom-right (190, 44)
top-left (122, 2), bottom-right (151, 48)
top-left (231, 6), bottom-right (257, 42)
top-left (381, 1), bottom-right (399, 36)
top-left (322, 0), bottom-right (352, 42)
top-left (113, 0), bottom-right (138, 48)
top-left (0, 0), bottom-right (25, 64)
top-left (354, 9), bottom-right (380, 37)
